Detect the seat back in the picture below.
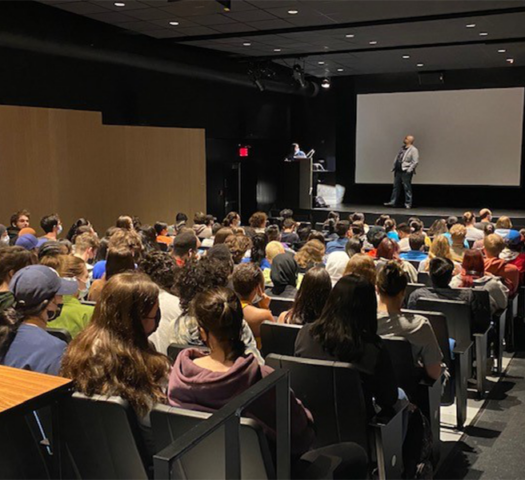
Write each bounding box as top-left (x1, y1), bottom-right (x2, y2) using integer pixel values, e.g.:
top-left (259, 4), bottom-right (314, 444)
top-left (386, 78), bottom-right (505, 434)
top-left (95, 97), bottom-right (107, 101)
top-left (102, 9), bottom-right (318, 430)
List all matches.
top-left (260, 321), bottom-right (302, 358)
top-left (268, 298), bottom-right (294, 318)
top-left (415, 298), bottom-right (471, 346)
top-left (167, 344), bottom-right (208, 364)
top-left (406, 260), bottom-right (421, 270)
top-left (405, 283), bottom-right (425, 303)
top-left (417, 271), bottom-right (431, 286)
top-left (150, 405), bottom-right (274, 480)
top-left (470, 288), bottom-right (492, 333)
top-left (382, 337), bottom-right (420, 401)
top-left (61, 393), bottom-right (149, 480)
top-left (47, 327), bottom-right (73, 344)
top-left (266, 354), bottom-right (368, 451)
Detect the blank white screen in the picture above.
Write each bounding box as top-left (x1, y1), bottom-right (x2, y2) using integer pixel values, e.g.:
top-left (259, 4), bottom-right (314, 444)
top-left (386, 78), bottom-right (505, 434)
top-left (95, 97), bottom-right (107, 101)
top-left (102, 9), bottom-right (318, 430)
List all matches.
top-left (355, 88), bottom-right (524, 186)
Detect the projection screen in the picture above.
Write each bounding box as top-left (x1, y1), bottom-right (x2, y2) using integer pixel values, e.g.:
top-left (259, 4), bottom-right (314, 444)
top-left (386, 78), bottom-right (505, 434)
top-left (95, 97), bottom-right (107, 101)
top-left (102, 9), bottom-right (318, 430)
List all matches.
top-left (355, 88), bottom-right (524, 186)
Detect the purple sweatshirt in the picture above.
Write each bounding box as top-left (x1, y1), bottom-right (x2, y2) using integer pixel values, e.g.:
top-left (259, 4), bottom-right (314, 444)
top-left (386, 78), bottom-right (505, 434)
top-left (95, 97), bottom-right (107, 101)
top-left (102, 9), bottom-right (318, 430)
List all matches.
top-left (168, 349), bottom-right (315, 456)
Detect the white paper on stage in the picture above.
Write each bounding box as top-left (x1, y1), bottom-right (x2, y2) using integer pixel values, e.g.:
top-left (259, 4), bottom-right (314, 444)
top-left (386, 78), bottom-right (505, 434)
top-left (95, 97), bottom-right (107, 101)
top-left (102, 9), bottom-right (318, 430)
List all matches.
top-left (355, 88), bottom-right (524, 186)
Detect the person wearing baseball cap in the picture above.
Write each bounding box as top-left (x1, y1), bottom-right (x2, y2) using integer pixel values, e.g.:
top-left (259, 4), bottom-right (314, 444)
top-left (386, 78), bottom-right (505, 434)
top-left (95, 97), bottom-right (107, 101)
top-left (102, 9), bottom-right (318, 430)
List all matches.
top-left (0, 265), bottom-right (77, 375)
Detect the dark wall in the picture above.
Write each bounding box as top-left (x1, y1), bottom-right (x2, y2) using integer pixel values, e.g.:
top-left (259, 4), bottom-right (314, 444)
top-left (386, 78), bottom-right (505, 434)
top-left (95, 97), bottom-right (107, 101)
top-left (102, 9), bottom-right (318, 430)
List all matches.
top-left (338, 68), bottom-right (525, 209)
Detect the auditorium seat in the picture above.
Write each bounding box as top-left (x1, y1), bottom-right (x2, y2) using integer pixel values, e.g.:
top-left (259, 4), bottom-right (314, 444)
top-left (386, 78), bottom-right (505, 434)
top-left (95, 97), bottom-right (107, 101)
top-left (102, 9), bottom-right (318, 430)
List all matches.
top-left (417, 271), bottom-right (431, 286)
top-left (404, 283), bottom-right (425, 303)
top-left (382, 337), bottom-right (441, 462)
top-left (60, 393), bottom-right (151, 479)
top-left (151, 405), bottom-right (274, 479)
top-left (403, 309), bottom-right (470, 430)
top-left (47, 327), bottom-right (72, 344)
top-left (260, 321), bottom-right (302, 358)
top-left (266, 354), bottom-right (405, 479)
top-left (167, 343), bottom-right (208, 364)
top-left (268, 298), bottom-right (294, 317)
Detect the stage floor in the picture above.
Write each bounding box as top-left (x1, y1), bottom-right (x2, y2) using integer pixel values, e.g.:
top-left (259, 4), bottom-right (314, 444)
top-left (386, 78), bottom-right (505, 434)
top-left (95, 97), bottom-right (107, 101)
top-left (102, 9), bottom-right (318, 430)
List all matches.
top-left (304, 203), bottom-right (525, 228)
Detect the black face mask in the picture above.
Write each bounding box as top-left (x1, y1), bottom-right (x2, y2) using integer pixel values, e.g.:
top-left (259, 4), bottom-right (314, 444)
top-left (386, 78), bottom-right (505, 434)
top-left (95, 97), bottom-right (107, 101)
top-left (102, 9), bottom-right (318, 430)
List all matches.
top-left (154, 307), bottom-right (161, 330)
top-left (47, 303), bottom-right (64, 321)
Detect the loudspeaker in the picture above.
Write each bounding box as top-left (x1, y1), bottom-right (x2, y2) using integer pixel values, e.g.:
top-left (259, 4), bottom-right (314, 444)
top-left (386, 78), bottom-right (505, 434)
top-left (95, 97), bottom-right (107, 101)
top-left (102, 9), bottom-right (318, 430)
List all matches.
top-left (418, 72), bottom-right (444, 86)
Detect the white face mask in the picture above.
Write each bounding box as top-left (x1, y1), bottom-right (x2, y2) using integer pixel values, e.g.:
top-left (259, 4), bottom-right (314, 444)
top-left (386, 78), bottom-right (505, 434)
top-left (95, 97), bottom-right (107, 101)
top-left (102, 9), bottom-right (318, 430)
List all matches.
top-left (1, 236), bottom-right (9, 245)
top-left (252, 292), bottom-right (263, 305)
top-left (57, 225), bottom-right (63, 235)
top-left (78, 278), bottom-right (90, 299)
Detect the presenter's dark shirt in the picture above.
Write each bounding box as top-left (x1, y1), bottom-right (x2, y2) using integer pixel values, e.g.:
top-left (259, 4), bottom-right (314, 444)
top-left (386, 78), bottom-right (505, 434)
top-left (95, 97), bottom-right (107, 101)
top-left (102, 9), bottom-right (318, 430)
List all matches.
top-left (394, 146), bottom-right (408, 172)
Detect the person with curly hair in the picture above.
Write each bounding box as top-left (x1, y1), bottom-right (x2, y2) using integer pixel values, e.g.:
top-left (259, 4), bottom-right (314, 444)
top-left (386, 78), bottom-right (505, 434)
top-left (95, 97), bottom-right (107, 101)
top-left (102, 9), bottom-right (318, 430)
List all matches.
top-left (139, 251), bottom-right (181, 355)
top-left (172, 256), bottom-right (263, 363)
top-left (225, 234), bottom-right (252, 264)
top-left (294, 240), bottom-right (325, 273)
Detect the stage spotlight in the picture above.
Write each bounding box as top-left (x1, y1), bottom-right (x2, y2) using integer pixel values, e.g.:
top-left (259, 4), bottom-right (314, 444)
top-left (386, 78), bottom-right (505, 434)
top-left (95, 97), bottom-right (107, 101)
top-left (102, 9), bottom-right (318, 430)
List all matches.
top-left (292, 64), bottom-right (307, 89)
top-left (321, 78), bottom-right (331, 89)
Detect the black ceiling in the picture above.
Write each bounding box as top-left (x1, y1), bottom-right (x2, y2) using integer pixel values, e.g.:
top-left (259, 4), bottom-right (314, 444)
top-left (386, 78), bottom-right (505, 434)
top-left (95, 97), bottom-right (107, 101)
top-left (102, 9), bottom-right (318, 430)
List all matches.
top-left (36, 0), bottom-right (525, 77)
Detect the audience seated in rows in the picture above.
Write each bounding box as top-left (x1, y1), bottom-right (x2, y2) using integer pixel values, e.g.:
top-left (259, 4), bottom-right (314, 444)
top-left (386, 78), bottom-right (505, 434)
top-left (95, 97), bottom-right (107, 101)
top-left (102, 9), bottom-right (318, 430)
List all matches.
top-left (474, 208), bottom-right (493, 230)
top-left (375, 237), bottom-right (418, 282)
top-left (267, 253), bottom-right (299, 299)
top-left (7, 209), bottom-right (31, 245)
top-left (294, 239), bottom-right (325, 273)
top-left (463, 211), bottom-right (484, 242)
top-left (418, 235), bottom-right (461, 274)
top-left (281, 218), bottom-right (300, 246)
top-left (399, 233), bottom-right (428, 262)
top-left (325, 220), bottom-right (351, 255)
top-left (484, 233), bottom-right (520, 296)
top-left (344, 254), bottom-right (377, 285)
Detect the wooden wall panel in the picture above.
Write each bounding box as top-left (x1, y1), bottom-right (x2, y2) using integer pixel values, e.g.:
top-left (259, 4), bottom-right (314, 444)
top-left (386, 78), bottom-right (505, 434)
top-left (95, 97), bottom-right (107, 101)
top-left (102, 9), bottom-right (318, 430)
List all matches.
top-left (0, 106), bottom-right (206, 233)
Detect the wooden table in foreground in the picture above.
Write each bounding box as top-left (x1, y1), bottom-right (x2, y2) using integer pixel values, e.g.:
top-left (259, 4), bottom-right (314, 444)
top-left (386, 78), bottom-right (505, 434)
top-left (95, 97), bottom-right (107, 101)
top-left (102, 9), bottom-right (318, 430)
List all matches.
top-left (0, 365), bottom-right (72, 416)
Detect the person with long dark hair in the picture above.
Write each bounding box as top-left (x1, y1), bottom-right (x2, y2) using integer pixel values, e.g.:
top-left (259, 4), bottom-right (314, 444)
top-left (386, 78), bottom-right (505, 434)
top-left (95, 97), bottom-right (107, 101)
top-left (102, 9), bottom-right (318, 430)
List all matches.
top-left (242, 233), bottom-right (270, 269)
top-left (295, 274), bottom-right (398, 418)
top-left (278, 266), bottom-right (332, 325)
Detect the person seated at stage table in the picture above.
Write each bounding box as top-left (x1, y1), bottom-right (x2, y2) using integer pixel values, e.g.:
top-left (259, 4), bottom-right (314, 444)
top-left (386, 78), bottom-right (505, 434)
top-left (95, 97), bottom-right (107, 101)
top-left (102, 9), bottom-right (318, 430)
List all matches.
top-left (500, 234), bottom-right (525, 285)
top-left (418, 235), bottom-right (461, 274)
top-left (399, 233), bottom-right (428, 263)
top-left (266, 253), bottom-right (299, 299)
top-left (449, 224), bottom-right (468, 262)
top-left (495, 216), bottom-right (521, 243)
top-left (408, 257), bottom-right (491, 333)
top-left (484, 234), bottom-right (520, 296)
top-left (232, 263), bottom-right (274, 339)
top-left (326, 221), bottom-right (352, 255)
top-left (396, 223), bottom-right (412, 252)
top-left (375, 237), bottom-right (418, 283)
top-left (294, 240), bottom-right (325, 274)
top-left (278, 266), bottom-right (332, 325)
top-left (474, 208), bottom-right (494, 230)
top-left (450, 250), bottom-right (508, 315)
top-left (463, 212), bottom-right (484, 242)
top-left (377, 261), bottom-right (442, 381)
top-left (281, 218), bottom-right (300, 246)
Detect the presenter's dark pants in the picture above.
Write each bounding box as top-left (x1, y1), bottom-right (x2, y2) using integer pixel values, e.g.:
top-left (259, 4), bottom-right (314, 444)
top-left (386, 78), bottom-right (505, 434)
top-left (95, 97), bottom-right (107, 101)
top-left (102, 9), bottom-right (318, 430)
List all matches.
top-left (390, 170), bottom-right (413, 207)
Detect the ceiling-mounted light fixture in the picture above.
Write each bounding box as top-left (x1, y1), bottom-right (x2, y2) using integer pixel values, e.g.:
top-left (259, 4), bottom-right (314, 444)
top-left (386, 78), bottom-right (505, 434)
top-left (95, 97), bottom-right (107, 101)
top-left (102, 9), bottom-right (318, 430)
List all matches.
top-left (321, 78), bottom-right (331, 89)
top-left (293, 64), bottom-right (307, 89)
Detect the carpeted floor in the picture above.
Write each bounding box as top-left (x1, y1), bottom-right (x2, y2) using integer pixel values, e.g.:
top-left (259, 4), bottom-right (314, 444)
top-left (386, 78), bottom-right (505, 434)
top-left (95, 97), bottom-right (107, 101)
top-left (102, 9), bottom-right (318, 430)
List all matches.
top-left (437, 354), bottom-right (525, 479)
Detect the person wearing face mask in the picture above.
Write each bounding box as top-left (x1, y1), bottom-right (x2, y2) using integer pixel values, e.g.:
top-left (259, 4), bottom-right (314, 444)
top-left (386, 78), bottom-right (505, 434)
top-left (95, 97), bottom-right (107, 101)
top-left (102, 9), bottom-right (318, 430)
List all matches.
top-left (0, 247), bottom-right (37, 312)
top-left (232, 263), bottom-right (275, 339)
top-left (0, 265), bottom-right (78, 375)
top-left (74, 232), bottom-right (100, 277)
top-left (0, 224), bottom-right (10, 247)
top-left (61, 272), bottom-right (169, 461)
top-left (38, 213), bottom-right (63, 248)
top-left (47, 255), bottom-right (94, 338)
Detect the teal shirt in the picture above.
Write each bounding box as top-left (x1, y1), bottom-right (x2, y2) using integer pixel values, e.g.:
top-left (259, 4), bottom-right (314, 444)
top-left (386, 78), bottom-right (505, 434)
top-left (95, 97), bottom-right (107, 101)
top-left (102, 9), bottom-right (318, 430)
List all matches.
top-left (48, 295), bottom-right (94, 339)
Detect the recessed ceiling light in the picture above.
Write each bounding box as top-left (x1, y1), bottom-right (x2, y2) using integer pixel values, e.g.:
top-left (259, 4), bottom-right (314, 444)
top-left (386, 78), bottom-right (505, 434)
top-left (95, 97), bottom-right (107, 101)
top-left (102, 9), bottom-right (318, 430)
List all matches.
top-left (318, 61), bottom-right (325, 65)
top-left (479, 32), bottom-right (489, 36)
top-left (321, 78), bottom-right (330, 89)
top-left (169, 21), bottom-right (179, 26)
top-left (507, 58), bottom-right (515, 64)
top-left (114, 2), bottom-right (125, 6)
top-left (345, 34), bottom-right (355, 38)
top-left (369, 41), bottom-right (378, 45)
top-left (337, 68), bottom-right (344, 72)
top-left (466, 23), bottom-right (476, 28)
top-left (243, 42), bottom-right (251, 46)
top-left (498, 49), bottom-right (507, 53)
top-left (402, 55), bottom-right (410, 59)
top-left (288, 10), bottom-right (298, 15)
top-left (417, 63), bottom-right (424, 67)
top-left (324, 46), bottom-right (329, 50)
top-left (274, 48), bottom-right (282, 52)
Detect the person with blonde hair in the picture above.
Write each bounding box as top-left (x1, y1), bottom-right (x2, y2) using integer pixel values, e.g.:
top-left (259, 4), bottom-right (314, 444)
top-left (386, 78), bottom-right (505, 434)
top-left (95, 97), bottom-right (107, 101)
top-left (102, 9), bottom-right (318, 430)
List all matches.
top-left (294, 239), bottom-right (325, 273)
top-left (495, 216), bottom-right (521, 243)
top-left (449, 224), bottom-right (468, 262)
top-left (48, 255), bottom-right (94, 338)
top-left (344, 254), bottom-right (377, 285)
top-left (266, 240), bottom-right (285, 264)
top-left (418, 235), bottom-right (460, 273)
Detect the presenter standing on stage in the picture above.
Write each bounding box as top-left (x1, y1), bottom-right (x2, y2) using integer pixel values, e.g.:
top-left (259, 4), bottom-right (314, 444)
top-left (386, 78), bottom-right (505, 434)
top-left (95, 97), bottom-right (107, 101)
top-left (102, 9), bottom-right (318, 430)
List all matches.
top-left (292, 143), bottom-right (307, 158)
top-left (384, 135), bottom-right (419, 209)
